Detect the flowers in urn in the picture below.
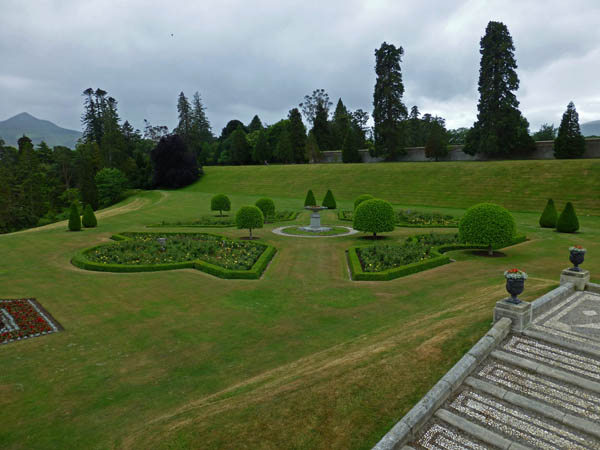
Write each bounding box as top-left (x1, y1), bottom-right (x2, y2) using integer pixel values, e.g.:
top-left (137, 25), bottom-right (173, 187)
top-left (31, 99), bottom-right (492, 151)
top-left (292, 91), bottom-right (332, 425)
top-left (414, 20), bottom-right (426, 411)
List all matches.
top-left (569, 245), bottom-right (586, 272)
top-left (504, 268), bottom-right (527, 304)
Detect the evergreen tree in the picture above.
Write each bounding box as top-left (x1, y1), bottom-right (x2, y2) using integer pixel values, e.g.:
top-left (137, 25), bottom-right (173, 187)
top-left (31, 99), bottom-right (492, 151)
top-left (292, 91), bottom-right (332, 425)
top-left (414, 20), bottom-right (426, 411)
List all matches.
top-left (191, 92), bottom-right (213, 143)
top-left (312, 103), bottom-right (332, 151)
top-left (556, 202), bottom-right (579, 233)
top-left (332, 98), bottom-right (351, 150)
top-left (230, 126), bottom-right (251, 164)
top-left (252, 130), bottom-right (270, 163)
top-left (322, 189), bottom-right (336, 209)
top-left (82, 204), bottom-right (97, 228)
top-left (305, 131), bottom-right (321, 163)
top-left (406, 106), bottom-right (422, 147)
top-left (342, 128), bottom-right (362, 163)
top-left (68, 202), bottom-right (81, 231)
top-left (220, 120), bottom-right (246, 140)
top-left (176, 92), bottom-right (193, 143)
top-left (373, 42), bottom-right (407, 159)
top-left (275, 129), bottom-right (294, 163)
top-left (304, 190), bottom-right (316, 207)
top-left (287, 108), bottom-right (307, 163)
top-left (554, 102), bottom-right (586, 159)
top-left (539, 199), bottom-right (557, 228)
top-left (424, 121), bottom-right (448, 161)
top-left (76, 142), bottom-right (100, 210)
top-left (464, 22), bottom-right (535, 156)
top-left (248, 115), bottom-right (264, 133)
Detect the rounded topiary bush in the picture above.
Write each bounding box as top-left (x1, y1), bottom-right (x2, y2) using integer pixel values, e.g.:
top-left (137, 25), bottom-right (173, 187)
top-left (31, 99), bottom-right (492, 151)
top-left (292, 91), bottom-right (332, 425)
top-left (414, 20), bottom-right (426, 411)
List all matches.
top-left (539, 199), bottom-right (558, 228)
top-left (556, 202), bottom-right (579, 233)
top-left (255, 198), bottom-right (275, 220)
top-left (68, 202), bottom-right (81, 231)
top-left (354, 194), bottom-right (374, 210)
top-left (353, 198), bottom-right (395, 238)
top-left (304, 190), bottom-right (316, 207)
top-left (322, 189), bottom-right (336, 209)
top-left (235, 205), bottom-right (264, 239)
top-left (211, 194), bottom-right (231, 216)
top-left (459, 203), bottom-right (516, 255)
top-left (82, 204), bottom-right (97, 228)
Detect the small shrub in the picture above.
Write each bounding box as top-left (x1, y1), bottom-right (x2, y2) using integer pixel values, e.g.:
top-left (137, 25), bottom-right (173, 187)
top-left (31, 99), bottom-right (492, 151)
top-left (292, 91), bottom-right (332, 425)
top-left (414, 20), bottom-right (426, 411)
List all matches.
top-left (211, 194), bottom-right (231, 216)
top-left (539, 199), bottom-right (558, 228)
top-left (322, 189), bottom-right (336, 209)
top-left (82, 204), bottom-right (97, 228)
top-left (459, 203), bottom-right (516, 255)
top-left (235, 206), bottom-right (264, 239)
top-left (353, 199), bottom-right (395, 238)
top-left (255, 198), bottom-right (275, 220)
top-left (556, 202), bottom-right (579, 233)
top-left (68, 202), bottom-right (81, 231)
top-left (304, 190), bottom-right (316, 206)
top-left (354, 194), bottom-right (374, 210)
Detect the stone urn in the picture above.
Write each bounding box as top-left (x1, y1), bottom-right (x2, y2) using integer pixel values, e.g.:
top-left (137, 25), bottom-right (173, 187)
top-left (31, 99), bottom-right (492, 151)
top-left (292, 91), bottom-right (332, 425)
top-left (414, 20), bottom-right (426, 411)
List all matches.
top-left (504, 269), bottom-right (527, 304)
top-left (569, 246), bottom-right (586, 272)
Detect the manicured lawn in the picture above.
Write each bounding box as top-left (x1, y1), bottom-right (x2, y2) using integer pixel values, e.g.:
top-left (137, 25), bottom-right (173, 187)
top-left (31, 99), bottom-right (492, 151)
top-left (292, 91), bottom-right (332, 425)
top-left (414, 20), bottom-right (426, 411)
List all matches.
top-left (0, 163), bottom-right (598, 450)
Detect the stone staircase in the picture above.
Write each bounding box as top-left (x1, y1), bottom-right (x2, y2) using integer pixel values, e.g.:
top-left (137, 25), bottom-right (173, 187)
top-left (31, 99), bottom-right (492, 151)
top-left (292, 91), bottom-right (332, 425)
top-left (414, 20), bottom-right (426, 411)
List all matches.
top-left (374, 272), bottom-right (600, 450)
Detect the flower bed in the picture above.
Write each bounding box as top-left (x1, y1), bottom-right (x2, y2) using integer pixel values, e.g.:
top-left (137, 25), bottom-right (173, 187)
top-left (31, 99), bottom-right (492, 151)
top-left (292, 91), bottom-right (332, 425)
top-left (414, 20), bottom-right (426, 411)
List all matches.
top-left (72, 232), bottom-right (277, 279)
top-left (1, 298), bottom-right (62, 345)
top-left (348, 234), bottom-right (527, 281)
top-left (357, 233), bottom-right (459, 272)
top-left (339, 209), bottom-right (458, 227)
top-left (148, 211), bottom-right (298, 228)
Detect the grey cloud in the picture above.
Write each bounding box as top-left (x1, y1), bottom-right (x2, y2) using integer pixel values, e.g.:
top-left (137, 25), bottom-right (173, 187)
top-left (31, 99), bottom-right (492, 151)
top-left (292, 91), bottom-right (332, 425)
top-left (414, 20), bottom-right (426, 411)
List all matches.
top-left (1, 0), bottom-right (599, 136)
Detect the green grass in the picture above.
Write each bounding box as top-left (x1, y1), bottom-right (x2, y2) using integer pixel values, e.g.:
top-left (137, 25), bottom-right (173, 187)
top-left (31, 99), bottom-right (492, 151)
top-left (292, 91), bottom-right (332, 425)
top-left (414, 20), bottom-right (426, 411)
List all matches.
top-left (0, 161), bottom-right (599, 450)
top-left (186, 160), bottom-right (600, 215)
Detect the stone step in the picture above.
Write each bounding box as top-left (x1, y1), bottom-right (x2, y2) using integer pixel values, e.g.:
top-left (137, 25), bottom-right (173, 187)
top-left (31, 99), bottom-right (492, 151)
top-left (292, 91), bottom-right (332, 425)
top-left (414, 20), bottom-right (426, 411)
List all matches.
top-left (414, 415), bottom-right (509, 449)
top-left (495, 334), bottom-right (600, 383)
top-left (465, 376), bottom-right (600, 439)
top-left (441, 388), bottom-right (597, 449)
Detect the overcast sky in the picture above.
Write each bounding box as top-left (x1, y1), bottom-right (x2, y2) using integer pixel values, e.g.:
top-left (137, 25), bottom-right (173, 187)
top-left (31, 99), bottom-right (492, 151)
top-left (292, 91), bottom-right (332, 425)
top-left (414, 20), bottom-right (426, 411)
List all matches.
top-left (1, 0), bottom-right (599, 135)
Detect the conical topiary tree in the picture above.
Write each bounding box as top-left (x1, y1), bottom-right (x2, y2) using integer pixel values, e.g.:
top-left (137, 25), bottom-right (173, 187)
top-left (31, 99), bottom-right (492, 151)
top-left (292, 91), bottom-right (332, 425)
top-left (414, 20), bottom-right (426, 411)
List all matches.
top-left (82, 204), bottom-right (98, 228)
top-left (322, 189), bottom-right (336, 209)
top-left (556, 202), bottom-right (579, 233)
top-left (539, 199), bottom-right (557, 228)
top-left (304, 190), bottom-right (316, 207)
top-left (68, 202), bottom-right (81, 231)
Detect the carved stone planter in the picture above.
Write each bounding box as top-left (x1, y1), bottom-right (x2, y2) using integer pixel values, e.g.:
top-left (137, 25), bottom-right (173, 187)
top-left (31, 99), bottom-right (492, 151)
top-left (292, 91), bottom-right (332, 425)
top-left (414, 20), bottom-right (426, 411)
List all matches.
top-left (505, 278), bottom-right (525, 304)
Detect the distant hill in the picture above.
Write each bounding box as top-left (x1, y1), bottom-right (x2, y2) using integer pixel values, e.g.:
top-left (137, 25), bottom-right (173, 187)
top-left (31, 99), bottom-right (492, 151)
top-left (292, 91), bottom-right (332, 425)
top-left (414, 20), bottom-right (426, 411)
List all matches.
top-left (581, 120), bottom-right (600, 137)
top-left (0, 112), bottom-right (81, 148)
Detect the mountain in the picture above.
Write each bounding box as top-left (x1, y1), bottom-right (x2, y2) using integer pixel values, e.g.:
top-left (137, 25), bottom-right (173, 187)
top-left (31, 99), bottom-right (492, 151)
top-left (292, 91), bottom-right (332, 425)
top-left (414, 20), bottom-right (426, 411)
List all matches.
top-left (581, 120), bottom-right (600, 137)
top-left (0, 112), bottom-right (82, 148)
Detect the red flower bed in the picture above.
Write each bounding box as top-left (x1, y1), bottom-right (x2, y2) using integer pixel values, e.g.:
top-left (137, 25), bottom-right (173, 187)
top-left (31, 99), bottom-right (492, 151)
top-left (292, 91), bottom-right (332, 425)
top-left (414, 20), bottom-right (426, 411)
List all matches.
top-left (1, 299), bottom-right (61, 344)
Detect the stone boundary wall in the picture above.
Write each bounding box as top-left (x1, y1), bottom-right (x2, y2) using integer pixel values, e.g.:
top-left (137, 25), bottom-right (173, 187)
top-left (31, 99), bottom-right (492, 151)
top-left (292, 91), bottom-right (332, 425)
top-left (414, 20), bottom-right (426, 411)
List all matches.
top-left (372, 317), bottom-right (512, 450)
top-left (318, 138), bottom-right (600, 163)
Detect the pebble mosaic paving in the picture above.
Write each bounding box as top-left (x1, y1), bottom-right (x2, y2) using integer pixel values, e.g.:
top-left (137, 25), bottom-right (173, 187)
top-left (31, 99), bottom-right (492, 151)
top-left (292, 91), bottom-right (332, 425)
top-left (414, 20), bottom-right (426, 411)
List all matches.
top-left (417, 423), bottom-right (487, 450)
top-left (477, 362), bottom-right (600, 420)
top-left (530, 291), bottom-right (600, 348)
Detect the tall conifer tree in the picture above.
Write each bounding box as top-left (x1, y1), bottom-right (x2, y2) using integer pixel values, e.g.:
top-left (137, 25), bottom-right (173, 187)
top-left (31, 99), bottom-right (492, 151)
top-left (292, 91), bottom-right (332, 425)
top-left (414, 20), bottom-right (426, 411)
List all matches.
top-left (373, 42), bottom-right (407, 159)
top-left (287, 108), bottom-right (307, 163)
top-left (464, 21), bottom-right (535, 156)
top-left (554, 102), bottom-right (586, 159)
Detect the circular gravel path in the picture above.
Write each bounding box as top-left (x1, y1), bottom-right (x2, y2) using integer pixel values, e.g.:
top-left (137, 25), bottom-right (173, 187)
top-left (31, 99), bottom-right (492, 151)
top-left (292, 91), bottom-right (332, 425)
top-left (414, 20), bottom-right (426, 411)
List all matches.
top-left (272, 226), bottom-right (360, 238)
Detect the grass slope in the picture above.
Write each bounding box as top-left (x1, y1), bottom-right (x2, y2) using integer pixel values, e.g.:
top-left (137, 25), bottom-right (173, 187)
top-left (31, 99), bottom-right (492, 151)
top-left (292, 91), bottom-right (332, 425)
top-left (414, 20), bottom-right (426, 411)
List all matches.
top-left (0, 175), bottom-right (598, 449)
top-left (187, 160), bottom-right (600, 215)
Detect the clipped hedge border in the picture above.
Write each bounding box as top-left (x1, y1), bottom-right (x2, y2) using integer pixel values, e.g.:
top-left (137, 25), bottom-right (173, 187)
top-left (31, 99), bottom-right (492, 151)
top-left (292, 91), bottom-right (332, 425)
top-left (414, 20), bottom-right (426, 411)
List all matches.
top-left (338, 210), bottom-right (458, 228)
top-left (147, 211), bottom-right (299, 228)
top-left (71, 232), bottom-right (277, 279)
top-left (348, 235), bottom-right (527, 281)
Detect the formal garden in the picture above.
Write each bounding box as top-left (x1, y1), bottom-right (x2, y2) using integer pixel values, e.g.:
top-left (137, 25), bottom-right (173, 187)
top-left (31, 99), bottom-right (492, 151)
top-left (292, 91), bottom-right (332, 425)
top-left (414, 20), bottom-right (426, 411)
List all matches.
top-left (0, 160), bottom-right (598, 450)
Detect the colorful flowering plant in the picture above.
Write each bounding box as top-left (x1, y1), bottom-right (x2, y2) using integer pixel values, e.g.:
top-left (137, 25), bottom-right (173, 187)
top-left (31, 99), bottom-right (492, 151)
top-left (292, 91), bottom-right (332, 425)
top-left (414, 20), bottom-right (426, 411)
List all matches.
top-left (569, 245), bottom-right (586, 253)
top-left (504, 268), bottom-right (528, 280)
top-left (1, 299), bottom-right (60, 345)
